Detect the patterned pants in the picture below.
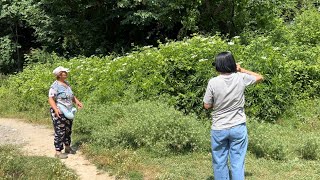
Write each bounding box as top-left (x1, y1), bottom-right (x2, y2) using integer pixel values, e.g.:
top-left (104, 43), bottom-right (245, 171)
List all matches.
top-left (50, 108), bottom-right (73, 151)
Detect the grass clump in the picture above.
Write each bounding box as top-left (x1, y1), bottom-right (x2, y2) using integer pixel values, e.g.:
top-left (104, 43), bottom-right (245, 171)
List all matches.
top-left (299, 139), bottom-right (319, 160)
top-left (0, 145), bottom-right (77, 179)
top-left (248, 121), bottom-right (288, 160)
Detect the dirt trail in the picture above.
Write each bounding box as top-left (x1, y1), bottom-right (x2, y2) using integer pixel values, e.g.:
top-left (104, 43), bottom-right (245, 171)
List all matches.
top-left (0, 118), bottom-right (115, 180)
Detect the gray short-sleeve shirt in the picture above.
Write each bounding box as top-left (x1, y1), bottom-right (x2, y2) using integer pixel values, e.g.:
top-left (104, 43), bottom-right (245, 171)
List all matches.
top-left (203, 72), bottom-right (256, 130)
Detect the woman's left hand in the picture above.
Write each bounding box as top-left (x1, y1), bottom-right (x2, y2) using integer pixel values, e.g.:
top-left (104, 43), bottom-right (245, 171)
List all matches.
top-left (77, 102), bottom-right (83, 109)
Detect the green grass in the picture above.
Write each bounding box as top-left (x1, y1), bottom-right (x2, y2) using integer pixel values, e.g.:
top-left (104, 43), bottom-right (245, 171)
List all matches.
top-left (246, 152), bottom-right (320, 180)
top-left (278, 98), bottom-right (320, 131)
top-left (0, 145), bottom-right (78, 179)
top-left (80, 142), bottom-right (320, 180)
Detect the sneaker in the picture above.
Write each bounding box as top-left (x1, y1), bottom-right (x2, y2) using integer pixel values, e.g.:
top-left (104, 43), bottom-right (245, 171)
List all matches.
top-left (65, 147), bottom-right (76, 154)
top-left (55, 153), bottom-right (68, 159)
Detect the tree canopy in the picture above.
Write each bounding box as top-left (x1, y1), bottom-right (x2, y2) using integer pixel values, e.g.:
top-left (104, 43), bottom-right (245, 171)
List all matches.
top-left (0, 0), bottom-right (319, 74)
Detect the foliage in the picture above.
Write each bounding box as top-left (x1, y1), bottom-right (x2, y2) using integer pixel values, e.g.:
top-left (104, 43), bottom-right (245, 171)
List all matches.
top-left (4, 64), bottom-right (57, 112)
top-left (0, 0), bottom-right (43, 73)
top-left (292, 9), bottom-right (320, 45)
top-left (1, 0), bottom-right (319, 74)
top-left (32, 0), bottom-right (203, 56)
top-left (0, 36), bottom-right (16, 73)
top-left (299, 139), bottom-right (319, 160)
top-left (73, 101), bottom-right (209, 155)
top-left (1, 31), bottom-right (320, 122)
top-left (24, 48), bottom-right (65, 65)
top-left (198, 0), bottom-right (316, 36)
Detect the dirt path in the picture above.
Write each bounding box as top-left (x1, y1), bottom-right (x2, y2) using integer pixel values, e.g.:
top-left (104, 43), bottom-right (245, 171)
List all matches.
top-left (0, 118), bottom-right (115, 180)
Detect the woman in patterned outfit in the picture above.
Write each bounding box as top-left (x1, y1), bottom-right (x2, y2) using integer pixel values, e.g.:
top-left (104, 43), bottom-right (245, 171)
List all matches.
top-left (48, 66), bottom-right (83, 159)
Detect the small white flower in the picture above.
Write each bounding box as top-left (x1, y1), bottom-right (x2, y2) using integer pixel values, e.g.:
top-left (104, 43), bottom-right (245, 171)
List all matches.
top-left (233, 36), bottom-right (240, 39)
top-left (113, 57), bottom-right (121, 61)
top-left (228, 41), bottom-right (234, 45)
top-left (198, 59), bottom-right (208, 62)
top-left (76, 65), bottom-right (83, 69)
top-left (201, 38), bottom-right (208, 41)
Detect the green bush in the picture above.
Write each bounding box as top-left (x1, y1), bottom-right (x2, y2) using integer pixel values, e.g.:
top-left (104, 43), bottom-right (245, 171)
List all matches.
top-left (286, 60), bottom-right (320, 98)
top-left (73, 100), bottom-right (209, 155)
top-left (292, 8), bottom-right (320, 45)
top-left (299, 139), bottom-right (319, 160)
top-left (1, 34), bottom-right (320, 122)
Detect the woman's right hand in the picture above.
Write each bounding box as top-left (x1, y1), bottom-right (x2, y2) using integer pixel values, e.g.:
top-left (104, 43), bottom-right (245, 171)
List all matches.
top-left (55, 109), bottom-right (61, 118)
top-left (236, 64), bottom-right (242, 72)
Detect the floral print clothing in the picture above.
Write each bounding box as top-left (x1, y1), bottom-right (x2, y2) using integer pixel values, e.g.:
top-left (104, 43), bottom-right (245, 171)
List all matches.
top-left (48, 80), bottom-right (74, 109)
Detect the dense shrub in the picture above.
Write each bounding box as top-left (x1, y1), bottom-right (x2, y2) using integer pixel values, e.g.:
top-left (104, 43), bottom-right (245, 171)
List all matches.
top-left (0, 32), bottom-right (320, 122)
top-left (73, 101), bottom-right (209, 155)
top-left (286, 60), bottom-right (320, 98)
top-left (292, 9), bottom-right (320, 45)
top-left (4, 64), bottom-right (57, 113)
top-left (299, 139), bottom-right (319, 160)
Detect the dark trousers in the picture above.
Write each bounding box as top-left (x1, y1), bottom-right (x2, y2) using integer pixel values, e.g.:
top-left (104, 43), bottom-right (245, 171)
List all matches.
top-left (50, 108), bottom-right (73, 151)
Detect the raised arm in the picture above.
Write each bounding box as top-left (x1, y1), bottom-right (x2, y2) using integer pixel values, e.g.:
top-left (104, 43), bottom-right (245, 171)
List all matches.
top-left (237, 64), bottom-right (264, 83)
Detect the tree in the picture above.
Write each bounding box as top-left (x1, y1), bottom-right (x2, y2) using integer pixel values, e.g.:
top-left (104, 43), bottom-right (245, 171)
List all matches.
top-left (0, 0), bottom-right (41, 73)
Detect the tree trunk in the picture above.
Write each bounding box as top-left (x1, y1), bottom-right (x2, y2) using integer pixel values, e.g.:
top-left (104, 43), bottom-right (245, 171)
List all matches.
top-left (15, 22), bottom-right (21, 72)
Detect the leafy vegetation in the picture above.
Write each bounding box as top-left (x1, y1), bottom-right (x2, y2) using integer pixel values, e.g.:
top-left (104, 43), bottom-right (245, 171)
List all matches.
top-left (74, 101), bottom-right (209, 155)
top-left (0, 0), bottom-right (319, 74)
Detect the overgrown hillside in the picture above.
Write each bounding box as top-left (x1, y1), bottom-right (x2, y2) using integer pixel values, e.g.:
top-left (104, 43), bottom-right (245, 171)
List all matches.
top-left (0, 8), bottom-right (320, 179)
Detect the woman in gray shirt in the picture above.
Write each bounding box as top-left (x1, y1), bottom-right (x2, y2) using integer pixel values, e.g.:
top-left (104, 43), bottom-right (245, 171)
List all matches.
top-left (203, 52), bottom-right (263, 180)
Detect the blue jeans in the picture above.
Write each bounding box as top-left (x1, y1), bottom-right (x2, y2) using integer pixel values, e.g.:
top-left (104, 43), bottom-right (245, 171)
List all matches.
top-left (210, 123), bottom-right (248, 180)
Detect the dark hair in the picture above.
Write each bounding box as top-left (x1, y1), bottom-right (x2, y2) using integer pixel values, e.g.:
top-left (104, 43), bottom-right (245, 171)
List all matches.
top-left (213, 51), bottom-right (237, 73)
